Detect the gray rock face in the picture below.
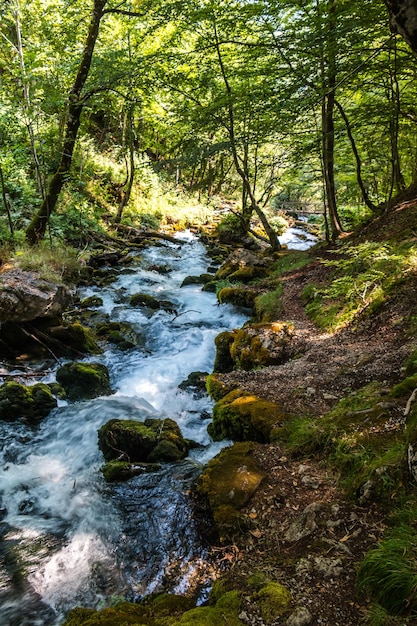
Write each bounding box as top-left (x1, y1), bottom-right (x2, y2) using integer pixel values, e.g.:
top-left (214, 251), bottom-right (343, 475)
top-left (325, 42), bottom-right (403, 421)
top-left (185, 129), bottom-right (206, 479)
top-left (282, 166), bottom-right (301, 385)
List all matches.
top-left (0, 269), bottom-right (73, 323)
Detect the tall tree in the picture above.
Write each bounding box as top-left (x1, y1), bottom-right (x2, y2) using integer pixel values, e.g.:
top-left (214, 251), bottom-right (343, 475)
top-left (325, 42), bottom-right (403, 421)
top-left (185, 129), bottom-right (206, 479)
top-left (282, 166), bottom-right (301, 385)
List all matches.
top-left (384, 0), bottom-right (417, 53)
top-left (26, 0), bottom-right (107, 244)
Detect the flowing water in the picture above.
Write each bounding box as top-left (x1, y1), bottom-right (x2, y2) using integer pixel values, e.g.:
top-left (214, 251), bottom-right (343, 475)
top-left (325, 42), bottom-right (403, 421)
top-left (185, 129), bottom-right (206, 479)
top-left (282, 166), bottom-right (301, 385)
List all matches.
top-left (0, 227), bottom-right (315, 625)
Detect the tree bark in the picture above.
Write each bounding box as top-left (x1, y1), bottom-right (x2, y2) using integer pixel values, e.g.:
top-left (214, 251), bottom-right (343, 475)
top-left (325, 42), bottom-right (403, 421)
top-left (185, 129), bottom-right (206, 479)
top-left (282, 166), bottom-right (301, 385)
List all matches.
top-left (26, 0), bottom-right (107, 245)
top-left (384, 0), bottom-right (417, 53)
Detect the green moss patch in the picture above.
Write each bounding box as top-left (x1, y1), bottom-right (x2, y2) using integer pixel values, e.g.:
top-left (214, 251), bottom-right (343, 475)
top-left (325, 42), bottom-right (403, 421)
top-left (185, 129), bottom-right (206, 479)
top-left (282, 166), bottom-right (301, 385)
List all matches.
top-left (0, 381), bottom-right (57, 422)
top-left (196, 442), bottom-right (266, 542)
top-left (98, 417), bottom-right (189, 465)
top-left (56, 361), bottom-right (112, 400)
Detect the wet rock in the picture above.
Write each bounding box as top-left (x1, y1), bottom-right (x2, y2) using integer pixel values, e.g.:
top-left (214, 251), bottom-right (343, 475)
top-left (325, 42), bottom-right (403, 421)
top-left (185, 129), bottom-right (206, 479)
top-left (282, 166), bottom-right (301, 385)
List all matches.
top-left (181, 273), bottom-right (214, 287)
top-left (214, 249), bottom-right (270, 281)
top-left (0, 381), bottom-right (57, 422)
top-left (213, 331), bottom-right (235, 373)
top-left (196, 442), bottom-right (266, 542)
top-left (79, 295), bottom-right (103, 308)
top-left (101, 460), bottom-right (161, 482)
top-left (0, 268), bottom-right (72, 324)
top-left (98, 417), bottom-right (189, 464)
top-left (47, 322), bottom-right (102, 355)
top-left (217, 287), bottom-right (259, 309)
top-left (208, 389), bottom-right (285, 443)
top-left (56, 361), bottom-right (112, 400)
top-left (178, 371), bottom-right (209, 398)
top-left (129, 292), bottom-right (161, 309)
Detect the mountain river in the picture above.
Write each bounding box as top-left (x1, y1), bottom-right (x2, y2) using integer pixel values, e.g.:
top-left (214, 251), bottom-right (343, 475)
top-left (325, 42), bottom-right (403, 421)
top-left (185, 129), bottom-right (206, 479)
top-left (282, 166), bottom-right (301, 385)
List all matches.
top-left (0, 225), bottom-right (316, 625)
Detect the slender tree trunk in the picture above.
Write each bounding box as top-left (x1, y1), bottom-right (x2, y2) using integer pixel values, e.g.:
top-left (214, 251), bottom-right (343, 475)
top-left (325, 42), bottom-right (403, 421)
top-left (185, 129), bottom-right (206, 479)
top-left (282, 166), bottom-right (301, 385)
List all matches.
top-left (334, 99), bottom-right (378, 212)
top-left (115, 106), bottom-right (136, 224)
top-left (320, 0), bottom-right (343, 240)
top-left (13, 1), bottom-right (44, 199)
top-left (213, 21), bottom-right (281, 250)
top-left (0, 164), bottom-right (15, 238)
top-left (26, 0), bottom-right (107, 245)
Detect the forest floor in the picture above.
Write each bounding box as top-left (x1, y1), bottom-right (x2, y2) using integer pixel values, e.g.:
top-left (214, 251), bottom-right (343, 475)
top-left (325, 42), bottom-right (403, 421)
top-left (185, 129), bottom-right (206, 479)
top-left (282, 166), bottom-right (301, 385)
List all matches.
top-left (208, 203), bottom-right (417, 625)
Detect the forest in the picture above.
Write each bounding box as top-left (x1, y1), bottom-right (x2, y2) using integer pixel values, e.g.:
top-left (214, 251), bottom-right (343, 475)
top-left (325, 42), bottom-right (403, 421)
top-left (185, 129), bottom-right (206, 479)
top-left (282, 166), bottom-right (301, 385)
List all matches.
top-left (0, 0), bottom-right (416, 246)
top-left (2, 1), bottom-right (417, 625)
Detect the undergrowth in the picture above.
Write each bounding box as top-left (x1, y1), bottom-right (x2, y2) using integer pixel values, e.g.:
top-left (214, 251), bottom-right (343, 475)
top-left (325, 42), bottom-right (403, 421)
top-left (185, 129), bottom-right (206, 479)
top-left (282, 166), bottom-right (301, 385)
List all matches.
top-left (302, 241), bottom-right (417, 331)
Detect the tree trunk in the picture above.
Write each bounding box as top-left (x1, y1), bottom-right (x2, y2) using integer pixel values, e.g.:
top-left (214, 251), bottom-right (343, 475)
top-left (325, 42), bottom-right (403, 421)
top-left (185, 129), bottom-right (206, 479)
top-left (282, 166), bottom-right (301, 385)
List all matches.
top-left (115, 106), bottom-right (136, 224)
top-left (320, 0), bottom-right (343, 240)
top-left (384, 0), bottom-right (417, 53)
top-left (334, 99), bottom-right (378, 212)
top-left (26, 0), bottom-right (107, 245)
top-left (213, 21), bottom-right (281, 250)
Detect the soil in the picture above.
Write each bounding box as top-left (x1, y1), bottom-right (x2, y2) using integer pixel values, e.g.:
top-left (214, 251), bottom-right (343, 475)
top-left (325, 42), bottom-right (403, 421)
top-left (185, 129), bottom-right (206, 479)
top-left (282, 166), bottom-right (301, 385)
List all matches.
top-left (206, 205), bottom-right (417, 625)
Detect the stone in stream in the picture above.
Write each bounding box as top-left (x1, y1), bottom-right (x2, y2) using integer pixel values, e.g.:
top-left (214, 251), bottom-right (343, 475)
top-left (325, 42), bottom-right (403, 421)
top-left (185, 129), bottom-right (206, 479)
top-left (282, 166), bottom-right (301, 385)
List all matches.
top-left (0, 381), bottom-right (57, 422)
top-left (98, 417), bottom-right (190, 477)
top-left (56, 361), bottom-right (112, 400)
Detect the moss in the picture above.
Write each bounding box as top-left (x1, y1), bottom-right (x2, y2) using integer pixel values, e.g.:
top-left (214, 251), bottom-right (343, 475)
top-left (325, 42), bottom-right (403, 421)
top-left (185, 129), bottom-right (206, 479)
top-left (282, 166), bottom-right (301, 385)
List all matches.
top-left (208, 389), bottom-right (285, 442)
top-left (213, 331), bottom-right (235, 373)
top-left (48, 322), bottom-right (102, 355)
top-left (98, 417), bottom-right (189, 464)
top-left (0, 381), bottom-right (57, 422)
top-left (205, 374), bottom-right (236, 401)
top-left (79, 295), bottom-right (103, 308)
top-left (56, 361), bottom-right (112, 400)
top-left (254, 286), bottom-right (283, 322)
top-left (390, 374), bottom-right (417, 398)
top-left (228, 266), bottom-right (268, 282)
top-left (217, 287), bottom-right (258, 309)
top-left (196, 442), bottom-right (265, 542)
top-left (130, 292), bottom-right (160, 309)
top-left (229, 322), bottom-right (296, 371)
top-left (178, 591), bottom-right (242, 625)
top-left (63, 602), bottom-right (150, 625)
top-left (253, 582), bottom-right (291, 623)
top-left (100, 460), bottom-right (161, 482)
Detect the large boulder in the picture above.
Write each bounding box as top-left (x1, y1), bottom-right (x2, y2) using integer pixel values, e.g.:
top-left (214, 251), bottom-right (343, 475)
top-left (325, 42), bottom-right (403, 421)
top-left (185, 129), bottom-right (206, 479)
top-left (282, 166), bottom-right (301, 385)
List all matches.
top-left (196, 442), bottom-right (266, 542)
top-left (0, 269), bottom-right (72, 324)
top-left (56, 361), bottom-right (112, 400)
top-left (98, 417), bottom-right (190, 464)
top-left (0, 381), bottom-right (57, 422)
top-left (208, 389), bottom-right (285, 443)
top-left (213, 322), bottom-right (304, 373)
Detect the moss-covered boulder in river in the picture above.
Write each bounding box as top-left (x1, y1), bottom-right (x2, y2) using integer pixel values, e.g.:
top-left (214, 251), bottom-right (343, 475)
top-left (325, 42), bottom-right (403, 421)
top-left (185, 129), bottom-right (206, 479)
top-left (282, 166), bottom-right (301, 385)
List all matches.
top-left (196, 442), bottom-right (266, 542)
top-left (229, 322), bottom-right (301, 370)
top-left (208, 389), bottom-right (286, 442)
top-left (0, 381), bottom-right (57, 422)
top-left (98, 417), bottom-right (190, 464)
top-left (56, 361), bottom-right (112, 400)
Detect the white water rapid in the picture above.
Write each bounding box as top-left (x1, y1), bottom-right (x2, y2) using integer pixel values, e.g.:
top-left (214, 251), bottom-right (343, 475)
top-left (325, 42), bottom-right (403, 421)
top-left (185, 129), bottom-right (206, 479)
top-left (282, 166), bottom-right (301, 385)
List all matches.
top-left (0, 226), bottom-right (316, 625)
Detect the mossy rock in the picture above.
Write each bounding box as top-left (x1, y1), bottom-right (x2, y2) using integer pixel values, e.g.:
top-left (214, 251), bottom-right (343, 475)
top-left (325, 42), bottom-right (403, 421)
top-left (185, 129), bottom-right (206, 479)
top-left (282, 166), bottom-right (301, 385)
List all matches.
top-left (213, 331), bottom-right (235, 373)
top-left (206, 374), bottom-right (236, 401)
top-left (47, 322), bottom-right (102, 355)
top-left (79, 295), bottom-right (103, 308)
top-left (253, 582), bottom-right (291, 623)
top-left (98, 417), bottom-right (189, 464)
top-left (196, 442), bottom-right (266, 542)
top-left (229, 322), bottom-right (298, 370)
top-left (178, 371), bottom-right (209, 398)
top-left (181, 274), bottom-right (214, 287)
top-left (130, 292), bottom-right (160, 309)
top-left (227, 266), bottom-right (269, 282)
top-left (177, 591), bottom-right (243, 625)
top-left (63, 593), bottom-right (241, 626)
top-left (0, 381), bottom-right (57, 422)
top-left (201, 281), bottom-right (217, 293)
top-left (100, 459), bottom-right (161, 482)
top-left (217, 287), bottom-right (259, 309)
top-left (56, 361), bottom-right (112, 400)
top-left (208, 389), bottom-right (285, 443)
